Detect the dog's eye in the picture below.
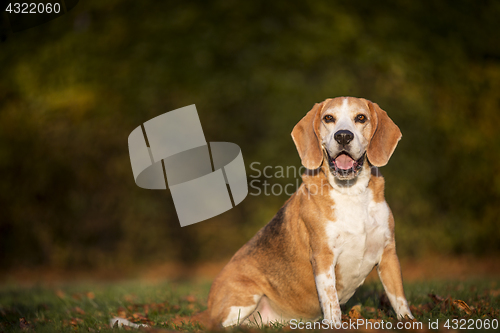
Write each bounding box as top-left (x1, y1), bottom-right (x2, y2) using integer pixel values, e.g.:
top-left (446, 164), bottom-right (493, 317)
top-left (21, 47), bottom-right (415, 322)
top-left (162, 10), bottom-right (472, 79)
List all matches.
top-left (355, 114), bottom-right (367, 123)
top-left (323, 115), bottom-right (335, 123)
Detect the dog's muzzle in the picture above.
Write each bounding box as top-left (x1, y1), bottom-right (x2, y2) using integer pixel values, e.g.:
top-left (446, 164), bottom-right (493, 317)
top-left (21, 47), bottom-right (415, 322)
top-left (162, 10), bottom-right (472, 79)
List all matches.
top-left (325, 150), bottom-right (366, 179)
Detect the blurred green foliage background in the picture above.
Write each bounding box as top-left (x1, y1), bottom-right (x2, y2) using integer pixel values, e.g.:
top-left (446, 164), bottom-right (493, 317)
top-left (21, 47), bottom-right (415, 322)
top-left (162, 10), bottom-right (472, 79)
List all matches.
top-left (1, 0), bottom-right (499, 270)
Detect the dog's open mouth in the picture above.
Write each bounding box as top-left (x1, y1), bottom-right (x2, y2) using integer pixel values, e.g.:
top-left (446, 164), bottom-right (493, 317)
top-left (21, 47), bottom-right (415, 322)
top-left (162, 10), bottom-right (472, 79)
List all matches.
top-left (326, 150), bottom-right (366, 178)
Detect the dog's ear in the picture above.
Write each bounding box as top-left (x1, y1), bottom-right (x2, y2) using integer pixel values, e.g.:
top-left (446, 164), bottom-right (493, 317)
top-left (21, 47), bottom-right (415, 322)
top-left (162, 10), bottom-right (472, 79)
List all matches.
top-left (365, 100), bottom-right (402, 167)
top-left (291, 102), bottom-right (325, 170)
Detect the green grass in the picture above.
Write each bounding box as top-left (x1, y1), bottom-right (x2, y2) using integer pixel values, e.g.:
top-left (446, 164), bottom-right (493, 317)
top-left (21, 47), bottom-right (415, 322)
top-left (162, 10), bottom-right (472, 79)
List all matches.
top-left (0, 278), bottom-right (499, 332)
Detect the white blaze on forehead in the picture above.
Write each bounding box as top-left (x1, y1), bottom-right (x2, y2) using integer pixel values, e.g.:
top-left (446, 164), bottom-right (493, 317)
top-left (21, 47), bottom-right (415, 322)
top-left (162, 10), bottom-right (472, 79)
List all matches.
top-left (341, 97), bottom-right (349, 113)
top-left (334, 98), bottom-right (356, 131)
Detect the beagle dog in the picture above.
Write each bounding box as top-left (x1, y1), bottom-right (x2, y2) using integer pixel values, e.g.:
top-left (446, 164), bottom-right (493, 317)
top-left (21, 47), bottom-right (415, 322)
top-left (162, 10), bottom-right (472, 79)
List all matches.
top-left (205, 97), bottom-right (413, 327)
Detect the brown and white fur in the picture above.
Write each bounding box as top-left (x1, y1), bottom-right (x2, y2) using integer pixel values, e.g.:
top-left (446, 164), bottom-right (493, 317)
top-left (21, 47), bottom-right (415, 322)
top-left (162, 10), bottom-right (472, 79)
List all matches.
top-left (205, 97), bottom-right (413, 328)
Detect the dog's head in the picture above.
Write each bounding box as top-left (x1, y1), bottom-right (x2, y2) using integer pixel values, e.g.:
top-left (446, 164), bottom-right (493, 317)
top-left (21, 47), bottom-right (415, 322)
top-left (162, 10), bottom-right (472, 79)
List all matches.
top-left (291, 97), bottom-right (401, 180)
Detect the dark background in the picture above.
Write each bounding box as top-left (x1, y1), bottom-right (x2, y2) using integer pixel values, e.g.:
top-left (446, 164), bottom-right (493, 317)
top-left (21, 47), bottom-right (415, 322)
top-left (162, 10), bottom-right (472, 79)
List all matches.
top-left (1, 0), bottom-right (499, 272)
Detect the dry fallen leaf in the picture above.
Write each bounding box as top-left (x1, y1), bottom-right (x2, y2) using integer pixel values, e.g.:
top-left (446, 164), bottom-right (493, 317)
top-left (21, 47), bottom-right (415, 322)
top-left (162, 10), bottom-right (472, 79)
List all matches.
top-left (490, 289), bottom-right (500, 297)
top-left (74, 306), bottom-right (85, 315)
top-left (170, 315), bottom-right (203, 327)
top-left (55, 289), bottom-right (66, 298)
top-left (70, 317), bottom-right (84, 326)
top-left (72, 293), bottom-right (82, 300)
top-left (428, 293), bottom-right (445, 304)
top-left (132, 312), bottom-right (149, 322)
top-left (420, 302), bottom-right (435, 312)
top-left (454, 299), bottom-right (473, 315)
top-left (440, 297), bottom-right (453, 312)
top-left (364, 306), bottom-right (376, 313)
top-left (117, 307), bottom-right (127, 318)
top-left (19, 317), bottom-right (31, 331)
top-left (349, 305), bottom-right (363, 319)
top-left (86, 291), bottom-right (95, 299)
top-left (184, 295), bottom-right (197, 303)
top-left (409, 305), bottom-right (421, 316)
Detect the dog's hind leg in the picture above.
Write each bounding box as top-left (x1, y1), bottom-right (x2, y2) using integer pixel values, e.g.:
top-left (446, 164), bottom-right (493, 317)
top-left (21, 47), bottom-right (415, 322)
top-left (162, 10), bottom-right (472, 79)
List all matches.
top-left (208, 272), bottom-right (265, 327)
top-left (246, 295), bottom-right (288, 326)
top-left (221, 294), bottom-right (262, 327)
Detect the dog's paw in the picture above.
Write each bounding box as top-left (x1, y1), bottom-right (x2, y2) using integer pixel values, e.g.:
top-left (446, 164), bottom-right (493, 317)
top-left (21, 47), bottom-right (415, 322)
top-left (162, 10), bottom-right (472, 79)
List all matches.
top-left (398, 313), bottom-right (416, 322)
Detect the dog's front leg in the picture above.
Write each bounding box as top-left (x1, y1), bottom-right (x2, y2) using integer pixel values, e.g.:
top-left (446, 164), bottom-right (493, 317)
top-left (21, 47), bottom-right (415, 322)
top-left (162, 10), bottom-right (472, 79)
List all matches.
top-left (377, 242), bottom-right (414, 320)
top-left (312, 246), bottom-right (341, 325)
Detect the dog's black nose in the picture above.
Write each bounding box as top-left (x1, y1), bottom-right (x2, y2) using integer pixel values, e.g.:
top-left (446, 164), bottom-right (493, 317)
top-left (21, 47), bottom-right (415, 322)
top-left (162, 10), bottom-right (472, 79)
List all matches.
top-left (334, 130), bottom-right (354, 145)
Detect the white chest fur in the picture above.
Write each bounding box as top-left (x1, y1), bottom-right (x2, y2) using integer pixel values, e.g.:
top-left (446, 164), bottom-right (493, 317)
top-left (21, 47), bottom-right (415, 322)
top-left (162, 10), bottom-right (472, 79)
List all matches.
top-left (326, 187), bottom-right (392, 304)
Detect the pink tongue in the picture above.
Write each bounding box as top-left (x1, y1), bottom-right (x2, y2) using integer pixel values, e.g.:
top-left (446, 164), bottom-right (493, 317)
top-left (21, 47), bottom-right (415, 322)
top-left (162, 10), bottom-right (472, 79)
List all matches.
top-left (335, 154), bottom-right (355, 169)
